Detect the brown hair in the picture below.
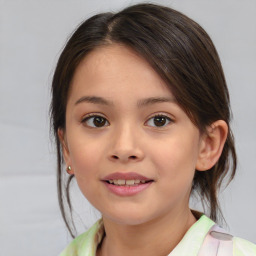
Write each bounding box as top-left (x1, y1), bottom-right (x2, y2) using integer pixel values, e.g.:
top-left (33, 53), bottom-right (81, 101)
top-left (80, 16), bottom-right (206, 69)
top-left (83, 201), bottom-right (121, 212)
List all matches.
top-left (50, 3), bottom-right (236, 237)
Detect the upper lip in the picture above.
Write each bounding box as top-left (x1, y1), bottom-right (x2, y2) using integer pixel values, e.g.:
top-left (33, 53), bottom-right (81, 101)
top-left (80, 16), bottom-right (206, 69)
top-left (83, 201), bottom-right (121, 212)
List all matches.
top-left (102, 172), bottom-right (152, 181)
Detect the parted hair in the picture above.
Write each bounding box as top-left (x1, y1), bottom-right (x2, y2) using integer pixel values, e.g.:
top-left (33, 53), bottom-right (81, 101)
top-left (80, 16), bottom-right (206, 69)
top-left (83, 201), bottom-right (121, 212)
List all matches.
top-left (50, 3), bottom-right (237, 237)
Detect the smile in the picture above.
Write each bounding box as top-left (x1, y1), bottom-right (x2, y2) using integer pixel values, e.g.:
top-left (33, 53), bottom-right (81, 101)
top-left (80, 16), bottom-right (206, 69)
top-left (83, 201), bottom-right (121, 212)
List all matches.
top-left (102, 172), bottom-right (154, 196)
top-left (107, 179), bottom-right (148, 186)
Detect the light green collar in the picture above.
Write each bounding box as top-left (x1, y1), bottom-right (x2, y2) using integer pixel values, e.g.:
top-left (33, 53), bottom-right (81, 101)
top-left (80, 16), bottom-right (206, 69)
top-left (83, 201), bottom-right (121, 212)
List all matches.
top-left (60, 215), bottom-right (215, 256)
top-left (169, 215), bottom-right (215, 256)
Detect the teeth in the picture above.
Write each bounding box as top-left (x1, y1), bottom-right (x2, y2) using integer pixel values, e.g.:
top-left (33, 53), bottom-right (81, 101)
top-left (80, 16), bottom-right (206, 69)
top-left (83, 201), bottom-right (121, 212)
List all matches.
top-left (117, 179), bottom-right (125, 185)
top-left (126, 180), bottom-right (135, 185)
top-left (108, 179), bottom-right (148, 186)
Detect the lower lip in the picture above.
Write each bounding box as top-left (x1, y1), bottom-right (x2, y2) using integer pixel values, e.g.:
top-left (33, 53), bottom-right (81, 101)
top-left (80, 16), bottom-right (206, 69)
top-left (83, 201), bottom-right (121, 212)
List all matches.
top-left (103, 181), bottom-right (153, 196)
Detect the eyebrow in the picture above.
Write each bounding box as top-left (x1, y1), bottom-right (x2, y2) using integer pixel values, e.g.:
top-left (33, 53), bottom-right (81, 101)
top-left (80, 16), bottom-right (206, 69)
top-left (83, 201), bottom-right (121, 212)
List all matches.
top-left (75, 96), bottom-right (114, 106)
top-left (137, 97), bottom-right (176, 108)
top-left (75, 96), bottom-right (176, 107)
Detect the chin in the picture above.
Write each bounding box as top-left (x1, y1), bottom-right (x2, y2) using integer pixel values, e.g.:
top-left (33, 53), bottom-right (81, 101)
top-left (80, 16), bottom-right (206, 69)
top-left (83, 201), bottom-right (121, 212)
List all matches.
top-left (101, 208), bottom-right (156, 226)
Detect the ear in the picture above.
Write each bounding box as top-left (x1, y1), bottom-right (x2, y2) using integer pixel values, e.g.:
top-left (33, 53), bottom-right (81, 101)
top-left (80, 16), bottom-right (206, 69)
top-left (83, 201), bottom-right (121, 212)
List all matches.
top-left (58, 128), bottom-right (74, 174)
top-left (196, 120), bottom-right (228, 171)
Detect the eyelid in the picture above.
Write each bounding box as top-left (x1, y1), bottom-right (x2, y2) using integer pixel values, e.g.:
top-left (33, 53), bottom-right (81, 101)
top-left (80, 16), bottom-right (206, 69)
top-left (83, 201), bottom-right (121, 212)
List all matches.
top-left (146, 112), bottom-right (174, 121)
top-left (81, 113), bottom-right (106, 121)
top-left (145, 113), bottom-right (174, 127)
top-left (81, 113), bottom-right (109, 128)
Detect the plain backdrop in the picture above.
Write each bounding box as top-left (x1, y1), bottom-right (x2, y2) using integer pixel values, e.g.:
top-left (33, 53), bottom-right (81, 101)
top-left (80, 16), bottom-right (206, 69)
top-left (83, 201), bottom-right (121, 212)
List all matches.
top-left (0, 0), bottom-right (255, 255)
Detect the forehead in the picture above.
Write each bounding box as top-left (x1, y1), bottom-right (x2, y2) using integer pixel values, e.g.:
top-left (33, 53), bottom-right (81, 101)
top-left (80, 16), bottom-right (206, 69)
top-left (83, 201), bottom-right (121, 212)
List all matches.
top-left (69, 43), bottom-right (174, 101)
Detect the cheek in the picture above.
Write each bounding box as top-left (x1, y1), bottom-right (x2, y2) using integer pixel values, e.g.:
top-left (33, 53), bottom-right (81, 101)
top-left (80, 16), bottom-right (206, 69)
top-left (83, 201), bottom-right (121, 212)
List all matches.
top-left (151, 140), bottom-right (197, 208)
top-left (68, 138), bottom-right (102, 176)
top-left (151, 135), bottom-right (199, 184)
top-left (68, 139), bottom-right (103, 202)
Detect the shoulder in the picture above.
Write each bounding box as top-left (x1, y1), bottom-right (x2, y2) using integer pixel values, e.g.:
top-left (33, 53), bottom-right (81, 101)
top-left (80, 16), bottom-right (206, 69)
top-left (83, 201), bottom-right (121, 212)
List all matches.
top-left (206, 222), bottom-right (256, 256)
top-left (233, 236), bottom-right (256, 256)
top-left (59, 219), bottom-right (104, 256)
top-left (194, 213), bottom-right (256, 256)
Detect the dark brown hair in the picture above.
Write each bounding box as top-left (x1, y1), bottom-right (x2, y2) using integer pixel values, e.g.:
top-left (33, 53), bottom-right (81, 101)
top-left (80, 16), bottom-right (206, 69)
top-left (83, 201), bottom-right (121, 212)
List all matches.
top-left (50, 3), bottom-right (237, 237)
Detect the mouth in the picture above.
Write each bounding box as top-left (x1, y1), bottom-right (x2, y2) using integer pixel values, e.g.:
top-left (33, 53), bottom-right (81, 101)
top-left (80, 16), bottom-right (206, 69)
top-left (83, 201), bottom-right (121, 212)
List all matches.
top-left (102, 172), bottom-right (154, 196)
top-left (105, 179), bottom-right (152, 186)
top-left (102, 172), bottom-right (153, 185)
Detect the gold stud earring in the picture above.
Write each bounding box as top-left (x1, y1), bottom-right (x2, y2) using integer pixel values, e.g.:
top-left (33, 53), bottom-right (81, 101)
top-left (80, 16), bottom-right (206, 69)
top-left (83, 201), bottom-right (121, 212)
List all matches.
top-left (66, 165), bottom-right (72, 174)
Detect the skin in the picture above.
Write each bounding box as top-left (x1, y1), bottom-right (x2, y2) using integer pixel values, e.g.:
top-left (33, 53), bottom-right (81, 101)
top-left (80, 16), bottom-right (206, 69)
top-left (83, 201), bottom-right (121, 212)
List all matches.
top-left (59, 44), bottom-right (228, 256)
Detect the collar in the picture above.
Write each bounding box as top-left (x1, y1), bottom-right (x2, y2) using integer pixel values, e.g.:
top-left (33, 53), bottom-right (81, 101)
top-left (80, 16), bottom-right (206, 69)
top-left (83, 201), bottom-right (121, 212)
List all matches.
top-left (169, 214), bottom-right (215, 255)
top-left (72, 214), bottom-right (215, 256)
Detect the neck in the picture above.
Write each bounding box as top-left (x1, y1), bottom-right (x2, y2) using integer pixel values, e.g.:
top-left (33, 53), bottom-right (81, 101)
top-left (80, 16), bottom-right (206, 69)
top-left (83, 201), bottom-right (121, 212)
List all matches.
top-left (97, 208), bottom-right (197, 256)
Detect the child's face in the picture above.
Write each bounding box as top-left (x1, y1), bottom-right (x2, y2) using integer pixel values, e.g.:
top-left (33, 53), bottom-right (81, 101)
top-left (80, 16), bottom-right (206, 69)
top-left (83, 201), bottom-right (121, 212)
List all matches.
top-left (61, 44), bottom-right (204, 225)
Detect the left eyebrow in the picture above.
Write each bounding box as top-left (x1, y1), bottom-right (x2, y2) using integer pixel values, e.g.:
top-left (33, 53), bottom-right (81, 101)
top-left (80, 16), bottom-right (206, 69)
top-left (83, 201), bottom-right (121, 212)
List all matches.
top-left (137, 97), bottom-right (176, 108)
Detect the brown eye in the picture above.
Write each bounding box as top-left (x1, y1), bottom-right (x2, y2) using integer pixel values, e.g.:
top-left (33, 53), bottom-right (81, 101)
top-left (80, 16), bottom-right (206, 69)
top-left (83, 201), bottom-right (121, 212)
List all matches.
top-left (83, 115), bottom-right (109, 128)
top-left (146, 115), bottom-right (172, 127)
top-left (154, 116), bottom-right (167, 126)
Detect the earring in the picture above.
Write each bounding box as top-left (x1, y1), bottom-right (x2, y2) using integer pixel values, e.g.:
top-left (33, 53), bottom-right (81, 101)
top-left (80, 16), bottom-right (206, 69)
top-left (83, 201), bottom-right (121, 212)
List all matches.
top-left (66, 165), bottom-right (72, 174)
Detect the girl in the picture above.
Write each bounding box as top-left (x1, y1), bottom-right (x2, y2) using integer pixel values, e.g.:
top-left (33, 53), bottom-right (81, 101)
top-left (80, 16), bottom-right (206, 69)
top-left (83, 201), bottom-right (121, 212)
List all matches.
top-left (51, 3), bottom-right (256, 256)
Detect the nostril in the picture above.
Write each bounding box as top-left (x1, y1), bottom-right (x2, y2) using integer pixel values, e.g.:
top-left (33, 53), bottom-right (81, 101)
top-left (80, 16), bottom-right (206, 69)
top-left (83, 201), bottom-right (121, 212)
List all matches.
top-left (111, 155), bottom-right (137, 160)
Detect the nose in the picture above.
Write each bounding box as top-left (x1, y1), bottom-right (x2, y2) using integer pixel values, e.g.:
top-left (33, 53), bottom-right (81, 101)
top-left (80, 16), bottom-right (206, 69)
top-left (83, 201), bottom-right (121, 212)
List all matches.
top-left (108, 124), bottom-right (145, 163)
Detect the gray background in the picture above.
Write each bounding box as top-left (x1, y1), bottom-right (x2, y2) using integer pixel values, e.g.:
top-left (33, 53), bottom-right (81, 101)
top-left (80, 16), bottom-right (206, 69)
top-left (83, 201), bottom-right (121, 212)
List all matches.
top-left (0, 0), bottom-right (255, 255)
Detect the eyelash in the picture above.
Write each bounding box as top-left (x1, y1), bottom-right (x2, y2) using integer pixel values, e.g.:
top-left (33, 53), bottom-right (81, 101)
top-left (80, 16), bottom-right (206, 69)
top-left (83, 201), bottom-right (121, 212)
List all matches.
top-left (146, 114), bottom-right (173, 128)
top-left (81, 114), bottom-right (109, 128)
top-left (81, 113), bottom-right (173, 128)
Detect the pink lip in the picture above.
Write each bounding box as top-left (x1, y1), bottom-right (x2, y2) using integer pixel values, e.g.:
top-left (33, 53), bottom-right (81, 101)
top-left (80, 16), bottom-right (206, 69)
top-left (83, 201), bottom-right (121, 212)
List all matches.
top-left (102, 172), bottom-right (151, 181)
top-left (101, 172), bottom-right (153, 197)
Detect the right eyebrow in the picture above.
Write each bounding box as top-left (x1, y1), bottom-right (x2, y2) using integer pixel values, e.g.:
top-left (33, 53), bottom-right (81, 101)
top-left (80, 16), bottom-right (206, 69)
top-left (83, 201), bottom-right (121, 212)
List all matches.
top-left (75, 96), bottom-right (114, 106)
